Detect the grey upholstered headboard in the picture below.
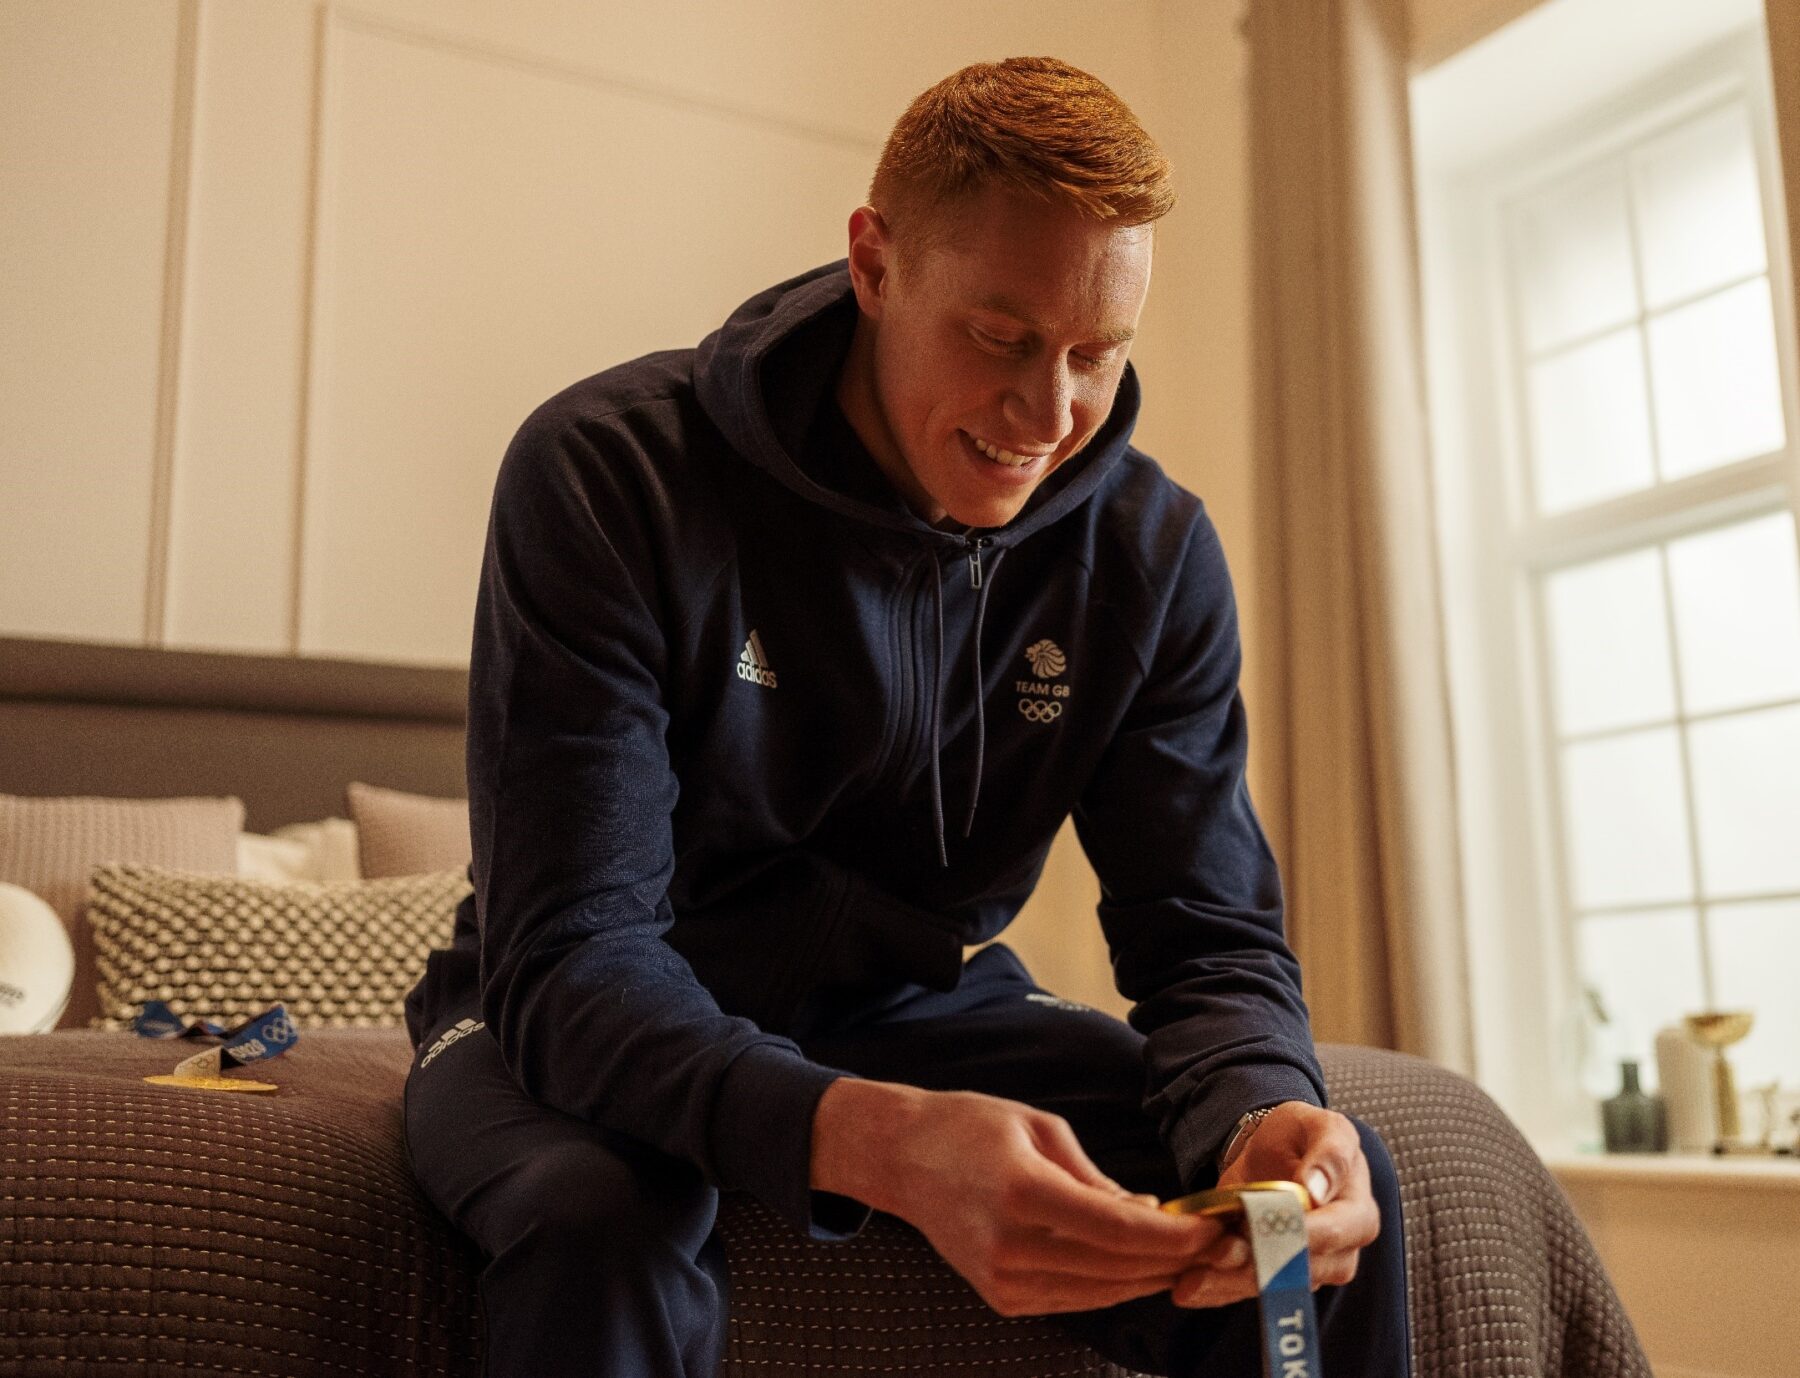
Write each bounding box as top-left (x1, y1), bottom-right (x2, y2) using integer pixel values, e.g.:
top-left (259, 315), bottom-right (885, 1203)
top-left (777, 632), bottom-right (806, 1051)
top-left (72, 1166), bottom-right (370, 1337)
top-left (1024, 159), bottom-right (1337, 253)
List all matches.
top-left (0, 636), bottom-right (468, 831)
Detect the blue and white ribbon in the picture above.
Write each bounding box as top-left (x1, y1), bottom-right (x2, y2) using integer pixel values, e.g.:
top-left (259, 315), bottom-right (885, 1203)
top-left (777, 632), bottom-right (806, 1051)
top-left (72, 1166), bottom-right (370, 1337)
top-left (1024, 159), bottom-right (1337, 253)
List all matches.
top-left (132, 999), bottom-right (232, 1039)
top-left (1241, 1188), bottom-right (1321, 1378)
top-left (133, 1000), bottom-right (300, 1077)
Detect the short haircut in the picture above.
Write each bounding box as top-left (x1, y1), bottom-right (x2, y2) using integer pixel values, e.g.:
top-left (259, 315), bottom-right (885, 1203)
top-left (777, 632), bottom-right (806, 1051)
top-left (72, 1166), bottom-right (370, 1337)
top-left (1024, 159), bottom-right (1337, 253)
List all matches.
top-left (868, 56), bottom-right (1176, 268)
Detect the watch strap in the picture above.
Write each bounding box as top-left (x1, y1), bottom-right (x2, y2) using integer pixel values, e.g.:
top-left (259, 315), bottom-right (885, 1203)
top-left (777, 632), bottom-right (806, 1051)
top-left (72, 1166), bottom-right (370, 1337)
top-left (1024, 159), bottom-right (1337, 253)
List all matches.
top-left (1218, 1104), bottom-right (1278, 1172)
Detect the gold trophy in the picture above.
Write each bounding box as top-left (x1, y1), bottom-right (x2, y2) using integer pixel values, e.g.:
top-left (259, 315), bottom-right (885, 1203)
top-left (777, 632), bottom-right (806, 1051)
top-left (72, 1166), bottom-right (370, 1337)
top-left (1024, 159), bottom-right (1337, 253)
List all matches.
top-left (1684, 1011), bottom-right (1754, 1151)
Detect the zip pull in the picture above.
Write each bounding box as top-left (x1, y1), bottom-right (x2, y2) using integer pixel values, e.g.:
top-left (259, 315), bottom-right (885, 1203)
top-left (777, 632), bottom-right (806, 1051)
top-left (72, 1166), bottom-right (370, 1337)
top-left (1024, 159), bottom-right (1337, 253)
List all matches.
top-left (966, 535), bottom-right (992, 589)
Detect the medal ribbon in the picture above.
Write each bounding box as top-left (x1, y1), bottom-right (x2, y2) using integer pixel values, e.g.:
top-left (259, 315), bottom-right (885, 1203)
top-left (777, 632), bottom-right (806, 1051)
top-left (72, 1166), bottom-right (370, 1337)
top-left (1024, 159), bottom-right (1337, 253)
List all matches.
top-left (1240, 1187), bottom-right (1322, 1378)
top-left (132, 998), bottom-right (232, 1038)
top-left (133, 999), bottom-right (300, 1077)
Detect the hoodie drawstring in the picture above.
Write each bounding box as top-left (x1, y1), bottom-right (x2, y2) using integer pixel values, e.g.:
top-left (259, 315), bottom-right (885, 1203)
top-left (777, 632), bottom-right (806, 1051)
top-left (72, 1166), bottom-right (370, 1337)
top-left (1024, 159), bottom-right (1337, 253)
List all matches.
top-left (927, 543), bottom-right (1008, 868)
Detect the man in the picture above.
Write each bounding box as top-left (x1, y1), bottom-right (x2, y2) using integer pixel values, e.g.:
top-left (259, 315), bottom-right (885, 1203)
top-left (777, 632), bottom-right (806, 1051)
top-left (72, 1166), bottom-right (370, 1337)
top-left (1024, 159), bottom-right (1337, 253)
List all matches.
top-left (402, 55), bottom-right (1409, 1378)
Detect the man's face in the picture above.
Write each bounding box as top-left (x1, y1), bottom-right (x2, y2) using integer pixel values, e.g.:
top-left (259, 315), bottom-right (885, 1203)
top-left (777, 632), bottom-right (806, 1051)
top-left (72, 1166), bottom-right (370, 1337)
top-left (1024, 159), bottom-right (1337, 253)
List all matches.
top-left (843, 183), bottom-right (1154, 531)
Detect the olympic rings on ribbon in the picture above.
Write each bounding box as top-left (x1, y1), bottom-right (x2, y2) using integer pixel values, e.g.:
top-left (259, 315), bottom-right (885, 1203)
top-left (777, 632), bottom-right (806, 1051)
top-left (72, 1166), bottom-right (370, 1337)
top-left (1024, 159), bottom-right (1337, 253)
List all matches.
top-left (1018, 698), bottom-right (1063, 723)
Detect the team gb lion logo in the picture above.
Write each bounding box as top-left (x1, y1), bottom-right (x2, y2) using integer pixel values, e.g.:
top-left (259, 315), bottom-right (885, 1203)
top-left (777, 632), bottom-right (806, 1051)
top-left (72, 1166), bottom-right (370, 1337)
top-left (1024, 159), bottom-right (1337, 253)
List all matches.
top-left (1024, 639), bottom-right (1066, 679)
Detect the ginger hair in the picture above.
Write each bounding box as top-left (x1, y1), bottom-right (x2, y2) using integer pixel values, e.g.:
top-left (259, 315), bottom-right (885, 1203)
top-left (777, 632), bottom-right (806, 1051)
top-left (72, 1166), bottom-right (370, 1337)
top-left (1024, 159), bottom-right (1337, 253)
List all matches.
top-left (868, 56), bottom-right (1176, 268)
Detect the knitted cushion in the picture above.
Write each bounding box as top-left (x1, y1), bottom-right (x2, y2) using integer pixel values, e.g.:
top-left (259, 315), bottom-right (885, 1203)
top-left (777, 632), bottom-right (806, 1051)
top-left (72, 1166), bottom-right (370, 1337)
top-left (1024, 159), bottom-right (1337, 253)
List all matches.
top-left (85, 863), bottom-right (468, 1030)
top-left (0, 792), bottom-right (244, 1030)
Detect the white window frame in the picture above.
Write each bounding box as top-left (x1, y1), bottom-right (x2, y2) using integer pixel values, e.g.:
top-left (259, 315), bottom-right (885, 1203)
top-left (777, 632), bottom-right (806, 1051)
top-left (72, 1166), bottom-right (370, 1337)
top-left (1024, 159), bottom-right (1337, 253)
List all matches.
top-left (1420, 26), bottom-right (1800, 1152)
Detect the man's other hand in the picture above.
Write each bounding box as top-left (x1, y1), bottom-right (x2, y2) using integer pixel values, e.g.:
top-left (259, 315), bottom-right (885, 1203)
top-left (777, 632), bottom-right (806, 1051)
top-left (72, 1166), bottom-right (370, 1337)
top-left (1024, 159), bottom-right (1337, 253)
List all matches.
top-left (810, 1078), bottom-right (1227, 1317)
top-left (1169, 1101), bottom-right (1380, 1309)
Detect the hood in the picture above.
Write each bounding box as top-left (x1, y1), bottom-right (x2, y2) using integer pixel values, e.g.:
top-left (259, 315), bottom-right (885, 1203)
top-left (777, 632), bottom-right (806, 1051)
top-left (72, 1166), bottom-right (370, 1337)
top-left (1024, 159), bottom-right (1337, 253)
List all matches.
top-left (692, 259), bottom-right (1144, 551)
top-left (692, 260), bottom-right (1147, 867)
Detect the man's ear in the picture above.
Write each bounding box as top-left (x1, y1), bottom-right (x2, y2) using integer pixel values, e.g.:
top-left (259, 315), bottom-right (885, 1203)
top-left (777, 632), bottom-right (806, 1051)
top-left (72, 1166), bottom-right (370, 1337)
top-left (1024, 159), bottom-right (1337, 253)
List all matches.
top-left (845, 205), bottom-right (891, 319)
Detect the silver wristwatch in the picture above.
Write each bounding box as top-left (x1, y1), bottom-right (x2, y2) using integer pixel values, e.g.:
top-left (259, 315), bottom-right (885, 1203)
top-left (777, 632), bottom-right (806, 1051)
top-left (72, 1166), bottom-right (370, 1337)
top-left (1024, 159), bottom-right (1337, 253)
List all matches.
top-left (1216, 1105), bottom-right (1277, 1172)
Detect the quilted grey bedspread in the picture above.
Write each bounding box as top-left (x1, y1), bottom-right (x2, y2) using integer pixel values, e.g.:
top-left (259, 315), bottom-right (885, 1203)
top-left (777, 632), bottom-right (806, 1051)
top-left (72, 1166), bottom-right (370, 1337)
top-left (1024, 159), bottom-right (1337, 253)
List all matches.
top-left (0, 1032), bottom-right (1649, 1376)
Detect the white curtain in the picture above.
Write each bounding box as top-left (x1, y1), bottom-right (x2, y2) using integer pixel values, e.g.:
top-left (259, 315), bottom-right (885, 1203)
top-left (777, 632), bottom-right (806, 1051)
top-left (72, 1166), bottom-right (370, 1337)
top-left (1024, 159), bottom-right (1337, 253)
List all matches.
top-left (1243, 0), bottom-right (1472, 1069)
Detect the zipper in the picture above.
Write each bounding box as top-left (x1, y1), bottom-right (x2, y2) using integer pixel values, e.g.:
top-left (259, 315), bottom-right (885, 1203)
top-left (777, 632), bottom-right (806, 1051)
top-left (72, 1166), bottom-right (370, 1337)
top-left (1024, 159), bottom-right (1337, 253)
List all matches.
top-left (965, 534), bottom-right (993, 588)
top-left (870, 555), bottom-right (925, 789)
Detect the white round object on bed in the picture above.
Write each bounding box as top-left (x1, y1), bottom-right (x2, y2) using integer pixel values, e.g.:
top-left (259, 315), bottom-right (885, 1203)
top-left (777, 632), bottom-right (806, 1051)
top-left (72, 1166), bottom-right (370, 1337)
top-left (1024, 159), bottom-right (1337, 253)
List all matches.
top-left (0, 881), bottom-right (75, 1034)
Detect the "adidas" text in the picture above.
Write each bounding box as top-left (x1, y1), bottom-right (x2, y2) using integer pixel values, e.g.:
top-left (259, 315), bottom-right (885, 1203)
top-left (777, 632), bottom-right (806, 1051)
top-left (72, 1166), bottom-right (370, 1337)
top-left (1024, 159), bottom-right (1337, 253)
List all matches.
top-left (737, 661), bottom-right (777, 688)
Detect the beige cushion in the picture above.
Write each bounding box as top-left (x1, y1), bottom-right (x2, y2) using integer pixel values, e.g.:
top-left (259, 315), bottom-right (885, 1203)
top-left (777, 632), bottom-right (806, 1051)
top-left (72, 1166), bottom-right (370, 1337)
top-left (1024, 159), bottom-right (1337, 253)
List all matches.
top-left (0, 793), bottom-right (244, 1030)
top-left (346, 781), bottom-right (469, 879)
top-left (86, 862), bottom-right (470, 1031)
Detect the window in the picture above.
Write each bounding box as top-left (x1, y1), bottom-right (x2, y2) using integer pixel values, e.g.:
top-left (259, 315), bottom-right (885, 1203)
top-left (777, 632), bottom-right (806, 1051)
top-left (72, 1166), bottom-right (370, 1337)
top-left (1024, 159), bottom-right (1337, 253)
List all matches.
top-left (1417, 21), bottom-right (1800, 1150)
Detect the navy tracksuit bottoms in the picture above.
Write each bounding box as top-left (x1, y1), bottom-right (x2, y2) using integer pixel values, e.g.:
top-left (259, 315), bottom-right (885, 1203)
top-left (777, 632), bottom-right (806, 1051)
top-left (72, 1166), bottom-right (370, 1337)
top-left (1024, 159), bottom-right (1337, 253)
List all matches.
top-left (403, 943), bottom-right (1411, 1378)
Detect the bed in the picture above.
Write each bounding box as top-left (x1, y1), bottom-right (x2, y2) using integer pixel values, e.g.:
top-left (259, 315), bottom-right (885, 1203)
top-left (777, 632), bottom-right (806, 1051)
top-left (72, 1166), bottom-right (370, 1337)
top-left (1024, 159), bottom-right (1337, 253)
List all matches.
top-left (0, 632), bottom-right (1652, 1376)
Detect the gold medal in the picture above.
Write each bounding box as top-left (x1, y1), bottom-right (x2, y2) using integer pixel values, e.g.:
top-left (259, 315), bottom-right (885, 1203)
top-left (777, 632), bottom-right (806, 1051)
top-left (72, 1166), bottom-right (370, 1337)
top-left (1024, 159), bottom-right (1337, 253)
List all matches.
top-left (1159, 1179), bottom-right (1314, 1218)
top-left (143, 1073), bottom-right (280, 1094)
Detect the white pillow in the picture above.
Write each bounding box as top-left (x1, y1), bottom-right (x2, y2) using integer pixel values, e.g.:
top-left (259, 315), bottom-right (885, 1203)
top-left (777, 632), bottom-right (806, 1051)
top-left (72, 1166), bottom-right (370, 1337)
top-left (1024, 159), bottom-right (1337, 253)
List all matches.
top-left (280, 817), bottom-right (361, 882)
top-left (236, 817), bottom-right (362, 885)
top-left (0, 881), bottom-right (75, 1034)
top-left (236, 831), bottom-right (317, 884)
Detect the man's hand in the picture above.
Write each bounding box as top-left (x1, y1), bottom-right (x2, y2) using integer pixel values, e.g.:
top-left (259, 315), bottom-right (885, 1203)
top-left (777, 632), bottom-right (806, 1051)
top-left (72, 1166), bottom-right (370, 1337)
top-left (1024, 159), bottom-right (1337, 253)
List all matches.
top-left (1169, 1101), bottom-right (1380, 1309)
top-left (811, 1078), bottom-right (1232, 1318)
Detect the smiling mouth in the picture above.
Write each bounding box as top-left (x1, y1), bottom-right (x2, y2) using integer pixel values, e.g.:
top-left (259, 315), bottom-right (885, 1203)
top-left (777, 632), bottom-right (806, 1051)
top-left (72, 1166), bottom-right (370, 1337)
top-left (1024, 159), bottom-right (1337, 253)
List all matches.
top-left (963, 430), bottom-right (1052, 469)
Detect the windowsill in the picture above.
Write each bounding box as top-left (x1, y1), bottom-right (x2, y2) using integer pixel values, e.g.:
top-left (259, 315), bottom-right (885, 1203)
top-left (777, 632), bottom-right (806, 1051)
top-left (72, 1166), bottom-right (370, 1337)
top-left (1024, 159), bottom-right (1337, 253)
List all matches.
top-left (1542, 1149), bottom-right (1800, 1192)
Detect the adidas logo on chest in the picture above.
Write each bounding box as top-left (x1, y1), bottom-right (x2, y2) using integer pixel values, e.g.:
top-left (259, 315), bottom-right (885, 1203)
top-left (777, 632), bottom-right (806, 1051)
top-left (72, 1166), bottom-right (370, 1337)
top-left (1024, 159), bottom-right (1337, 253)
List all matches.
top-left (736, 629), bottom-right (777, 688)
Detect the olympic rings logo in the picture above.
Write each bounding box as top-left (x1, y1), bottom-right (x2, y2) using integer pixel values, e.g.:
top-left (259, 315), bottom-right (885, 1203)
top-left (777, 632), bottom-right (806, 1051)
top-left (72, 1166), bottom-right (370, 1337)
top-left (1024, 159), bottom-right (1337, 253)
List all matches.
top-left (261, 1015), bottom-right (295, 1044)
top-left (1017, 698), bottom-right (1063, 724)
top-left (1251, 1212), bottom-right (1304, 1238)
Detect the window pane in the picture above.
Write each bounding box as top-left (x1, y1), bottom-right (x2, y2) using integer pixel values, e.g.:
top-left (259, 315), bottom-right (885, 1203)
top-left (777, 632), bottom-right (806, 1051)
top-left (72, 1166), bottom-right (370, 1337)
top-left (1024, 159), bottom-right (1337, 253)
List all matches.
top-left (1575, 908), bottom-right (1705, 1096)
top-left (1706, 899), bottom-right (1800, 1096)
top-left (1687, 702), bottom-right (1800, 896)
top-left (1527, 327), bottom-right (1657, 514)
top-left (1561, 728), bottom-right (1693, 909)
top-left (1511, 162), bottom-right (1639, 353)
top-left (1632, 101), bottom-right (1767, 311)
top-left (1543, 548), bottom-right (1675, 735)
top-left (1647, 277), bottom-right (1786, 479)
top-left (1667, 511), bottom-right (1800, 716)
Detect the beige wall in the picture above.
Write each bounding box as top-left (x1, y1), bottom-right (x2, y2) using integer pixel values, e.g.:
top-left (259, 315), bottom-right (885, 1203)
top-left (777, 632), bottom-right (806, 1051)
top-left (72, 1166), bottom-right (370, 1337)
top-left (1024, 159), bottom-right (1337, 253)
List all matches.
top-left (1554, 1162), bottom-right (1800, 1378)
top-left (0, 0), bottom-right (1250, 661)
top-left (1, 1), bottom-right (189, 646)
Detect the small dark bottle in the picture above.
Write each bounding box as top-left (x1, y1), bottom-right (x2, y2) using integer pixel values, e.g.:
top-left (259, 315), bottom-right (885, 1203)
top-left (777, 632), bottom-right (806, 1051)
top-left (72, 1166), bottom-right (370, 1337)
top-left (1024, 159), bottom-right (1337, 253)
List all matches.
top-left (1602, 1060), bottom-right (1669, 1153)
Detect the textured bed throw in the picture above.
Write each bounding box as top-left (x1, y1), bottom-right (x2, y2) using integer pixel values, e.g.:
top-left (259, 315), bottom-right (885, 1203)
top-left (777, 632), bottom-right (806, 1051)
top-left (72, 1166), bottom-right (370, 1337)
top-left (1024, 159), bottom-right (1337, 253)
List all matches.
top-left (0, 1034), bottom-right (1649, 1377)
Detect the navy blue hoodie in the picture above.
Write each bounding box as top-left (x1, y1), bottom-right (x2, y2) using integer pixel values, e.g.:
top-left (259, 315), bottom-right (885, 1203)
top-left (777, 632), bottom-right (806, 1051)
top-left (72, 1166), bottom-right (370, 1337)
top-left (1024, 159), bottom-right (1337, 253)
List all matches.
top-left (403, 258), bottom-right (1325, 1239)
